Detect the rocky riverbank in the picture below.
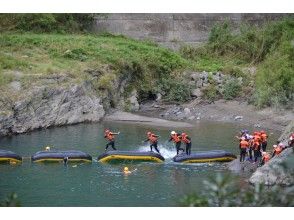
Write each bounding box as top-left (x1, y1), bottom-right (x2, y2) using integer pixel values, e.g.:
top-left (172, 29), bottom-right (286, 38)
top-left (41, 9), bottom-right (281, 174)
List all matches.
top-left (227, 120), bottom-right (294, 186)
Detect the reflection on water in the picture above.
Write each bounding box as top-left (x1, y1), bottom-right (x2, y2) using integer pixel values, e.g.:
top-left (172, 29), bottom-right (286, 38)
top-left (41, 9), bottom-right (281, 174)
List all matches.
top-left (0, 121), bottom-right (279, 206)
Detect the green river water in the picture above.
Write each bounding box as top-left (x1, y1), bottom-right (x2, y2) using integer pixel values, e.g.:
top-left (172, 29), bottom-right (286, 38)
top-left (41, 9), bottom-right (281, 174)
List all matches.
top-left (0, 121), bottom-right (280, 206)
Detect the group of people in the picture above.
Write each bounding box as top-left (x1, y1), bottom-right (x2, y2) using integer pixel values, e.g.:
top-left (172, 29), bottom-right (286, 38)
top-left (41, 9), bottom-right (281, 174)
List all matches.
top-left (104, 129), bottom-right (192, 156)
top-left (236, 129), bottom-right (294, 166)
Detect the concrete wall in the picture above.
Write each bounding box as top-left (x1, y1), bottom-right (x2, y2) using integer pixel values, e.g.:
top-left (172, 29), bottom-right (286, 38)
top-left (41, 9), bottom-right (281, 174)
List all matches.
top-left (93, 13), bottom-right (290, 49)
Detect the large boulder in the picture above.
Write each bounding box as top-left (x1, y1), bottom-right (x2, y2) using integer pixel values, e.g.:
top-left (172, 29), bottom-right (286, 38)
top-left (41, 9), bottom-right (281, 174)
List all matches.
top-left (0, 83), bottom-right (105, 136)
top-left (249, 148), bottom-right (294, 186)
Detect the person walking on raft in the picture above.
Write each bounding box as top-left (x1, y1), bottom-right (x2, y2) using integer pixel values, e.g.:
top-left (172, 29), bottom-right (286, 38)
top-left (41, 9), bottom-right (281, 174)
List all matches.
top-left (104, 129), bottom-right (120, 151)
top-left (181, 133), bottom-right (192, 155)
top-left (169, 131), bottom-right (184, 155)
top-left (143, 131), bottom-right (160, 153)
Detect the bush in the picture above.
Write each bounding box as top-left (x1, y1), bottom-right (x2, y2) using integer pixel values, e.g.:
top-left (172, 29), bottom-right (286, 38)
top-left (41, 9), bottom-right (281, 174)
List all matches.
top-left (202, 84), bottom-right (219, 102)
top-left (223, 79), bottom-right (241, 100)
top-left (180, 173), bottom-right (294, 207)
top-left (158, 77), bottom-right (191, 102)
top-left (254, 41), bottom-right (294, 108)
top-left (0, 13), bottom-right (96, 33)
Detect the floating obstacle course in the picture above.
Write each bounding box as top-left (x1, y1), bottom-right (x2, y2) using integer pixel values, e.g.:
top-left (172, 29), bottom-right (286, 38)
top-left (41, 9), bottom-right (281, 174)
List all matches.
top-left (0, 149), bottom-right (22, 163)
top-left (31, 150), bottom-right (92, 163)
top-left (97, 150), bottom-right (165, 163)
top-left (173, 150), bottom-right (237, 163)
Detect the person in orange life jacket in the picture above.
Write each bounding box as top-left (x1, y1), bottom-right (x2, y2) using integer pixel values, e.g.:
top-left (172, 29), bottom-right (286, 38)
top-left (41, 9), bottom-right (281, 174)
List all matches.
top-left (260, 130), bottom-right (268, 152)
top-left (251, 131), bottom-right (262, 162)
top-left (239, 137), bottom-right (249, 162)
top-left (181, 133), bottom-right (192, 155)
top-left (104, 129), bottom-right (120, 151)
top-left (288, 133), bottom-right (294, 147)
top-left (260, 151), bottom-right (270, 166)
top-left (143, 131), bottom-right (160, 153)
top-left (236, 129), bottom-right (252, 160)
top-left (272, 144), bottom-right (283, 158)
top-left (168, 131), bottom-right (184, 155)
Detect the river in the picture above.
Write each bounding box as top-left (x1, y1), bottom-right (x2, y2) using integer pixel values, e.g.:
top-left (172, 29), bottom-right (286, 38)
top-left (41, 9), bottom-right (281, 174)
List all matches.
top-left (0, 121), bottom-right (280, 206)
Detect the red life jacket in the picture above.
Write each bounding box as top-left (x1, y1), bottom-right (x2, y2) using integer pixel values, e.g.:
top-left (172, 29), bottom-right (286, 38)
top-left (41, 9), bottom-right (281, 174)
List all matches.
top-left (261, 133), bottom-right (267, 142)
top-left (181, 134), bottom-right (191, 144)
top-left (148, 134), bottom-right (158, 143)
top-left (240, 140), bottom-right (249, 149)
top-left (171, 134), bottom-right (181, 143)
top-left (105, 132), bottom-right (114, 141)
top-left (262, 154), bottom-right (270, 163)
top-left (274, 146), bottom-right (282, 155)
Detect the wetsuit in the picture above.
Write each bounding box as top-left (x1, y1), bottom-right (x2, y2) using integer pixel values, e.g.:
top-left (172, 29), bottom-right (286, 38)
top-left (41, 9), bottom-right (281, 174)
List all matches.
top-left (169, 134), bottom-right (184, 155)
top-left (105, 132), bottom-right (117, 151)
top-left (144, 134), bottom-right (160, 153)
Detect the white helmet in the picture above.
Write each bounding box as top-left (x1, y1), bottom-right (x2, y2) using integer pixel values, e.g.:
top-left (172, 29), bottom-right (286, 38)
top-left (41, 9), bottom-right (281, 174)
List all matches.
top-left (171, 131), bottom-right (176, 135)
top-left (273, 145), bottom-right (277, 148)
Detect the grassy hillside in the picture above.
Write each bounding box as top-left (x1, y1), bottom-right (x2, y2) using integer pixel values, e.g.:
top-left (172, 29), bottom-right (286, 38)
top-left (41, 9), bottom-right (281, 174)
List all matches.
top-left (1, 15), bottom-right (293, 108)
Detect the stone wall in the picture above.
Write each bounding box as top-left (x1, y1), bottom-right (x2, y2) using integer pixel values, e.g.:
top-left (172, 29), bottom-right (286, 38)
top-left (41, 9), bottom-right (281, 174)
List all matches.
top-left (94, 13), bottom-right (290, 49)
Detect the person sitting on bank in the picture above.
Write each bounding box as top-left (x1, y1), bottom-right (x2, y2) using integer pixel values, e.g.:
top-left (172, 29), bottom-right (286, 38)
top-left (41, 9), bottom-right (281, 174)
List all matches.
top-left (272, 144), bottom-right (282, 158)
top-left (168, 131), bottom-right (184, 155)
top-left (143, 131), bottom-right (160, 153)
top-left (104, 129), bottom-right (120, 151)
top-left (260, 151), bottom-right (270, 166)
top-left (181, 133), bottom-right (192, 155)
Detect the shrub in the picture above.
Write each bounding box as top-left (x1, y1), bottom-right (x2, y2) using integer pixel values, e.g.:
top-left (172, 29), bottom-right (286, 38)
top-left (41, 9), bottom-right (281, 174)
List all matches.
top-left (95, 73), bottom-right (117, 91)
top-left (0, 13), bottom-right (96, 33)
top-left (180, 173), bottom-right (294, 207)
top-left (223, 79), bottom-right (241, 100)
top-left (254, 41), bottom-right (294, 108)
top-left (202, 84), bottom-right (219, 102)
top-left (158, 77), bottom-right (191, 102)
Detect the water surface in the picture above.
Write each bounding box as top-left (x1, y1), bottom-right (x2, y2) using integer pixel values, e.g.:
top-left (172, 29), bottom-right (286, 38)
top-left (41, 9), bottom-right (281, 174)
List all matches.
top-left (0, 121), bottom-right (279, 206)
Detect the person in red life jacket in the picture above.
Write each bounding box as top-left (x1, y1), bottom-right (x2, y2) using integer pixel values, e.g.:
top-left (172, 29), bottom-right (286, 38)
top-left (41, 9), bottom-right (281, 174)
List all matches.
top-left (168, 131), bottom-right (184, 155)
top-left (104, 129), bottom-right (120, 151)
top-left (239, 137), bottom-right (249, 162)
top-left (260, 130), bottom-right (268, 152)
top-left (251, 131), bottom-right (262, 163)
top-left (272, 144), bottom-right (283, 158)
top-left (288, 133), bottom-right (294, 147)
top-left (260, 152), bottom-right (270, 166)
top-left (143, 131), bottom-right (160, 153)
top-left (181, 133), bottom-right (192, 155)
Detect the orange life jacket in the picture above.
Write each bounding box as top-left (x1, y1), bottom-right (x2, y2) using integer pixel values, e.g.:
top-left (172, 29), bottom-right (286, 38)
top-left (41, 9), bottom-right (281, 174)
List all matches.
top-left (262, 154), bottom-right (270, 163)
top-left (171, 134), bottom-right (181, 143)
top-left (274, 146), bottom-right (282, 155)
top-left (261, 133), bottom-right (267, 142)
top-left (240, 140), bottom-right (249, 149)
top-left (181, 135), bottom-right (191, 144)
top-left (148, 134), bottom-right (158, 143)
top-left (105, 132), bottom-right (114, 141)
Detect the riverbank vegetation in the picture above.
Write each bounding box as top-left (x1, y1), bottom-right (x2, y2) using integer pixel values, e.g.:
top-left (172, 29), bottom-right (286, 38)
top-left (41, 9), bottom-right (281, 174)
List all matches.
top-left (0, 14), bottom-right (293, 108)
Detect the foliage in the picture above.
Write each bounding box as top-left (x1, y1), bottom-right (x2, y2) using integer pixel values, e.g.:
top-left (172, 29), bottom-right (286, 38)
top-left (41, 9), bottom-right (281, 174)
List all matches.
top-left (0, 193), bottom-right (21, 207)
top-left (254, 41), bottom-right (294, 108)
top-left (223, 79), bottom-right (241, 100)
top-left (180, 173), bottom-right (294, 207)
top-left (202, 84), bottom-right (218, 102)
top-left (158, 77), bottom-right (191, 102)
top-left (0, 13), bottom-right (96, 33)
